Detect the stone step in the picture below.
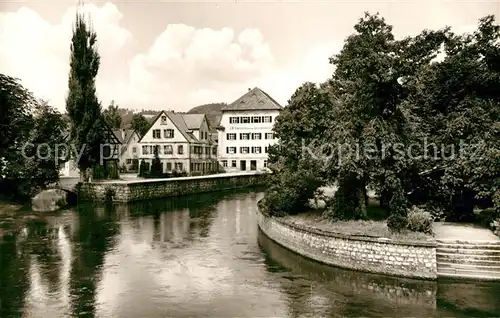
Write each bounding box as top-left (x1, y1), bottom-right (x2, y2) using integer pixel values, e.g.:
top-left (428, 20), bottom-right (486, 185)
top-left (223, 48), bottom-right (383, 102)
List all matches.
top-left (437, 254), bottom-right (500, 266)
top-left (437, 261), bottom-right (500, 272)
top-left (437, 270), bottom-right (500, 281)
top-left (436, 247), bottom-right (500, 256)
top-left (437, 267), bottom-right (500, 281)
top-left (436, 251), bottom-right (500, 260)
top-left (437, 242), bottom-right (500, 250)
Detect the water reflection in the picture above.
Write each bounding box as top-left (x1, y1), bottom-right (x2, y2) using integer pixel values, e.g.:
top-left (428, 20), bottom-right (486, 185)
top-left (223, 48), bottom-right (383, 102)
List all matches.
top-left (0, 188), bottom-right (499, 317)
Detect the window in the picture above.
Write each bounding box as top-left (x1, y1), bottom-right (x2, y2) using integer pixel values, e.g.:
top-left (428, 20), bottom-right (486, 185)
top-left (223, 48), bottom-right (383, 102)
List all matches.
top-left (132, 146), bottom-right (137, 153)
top-left (227, 133), bottom-right (236, 140)
top-left (205, 147), bottom-right (210, 155)
top-left (177, 145), bottom-right (184, 154)
top-left (222, 160), bottom-right (228, 168)
top-left (251, 146), bottom-right (262, 154)
top-left (175, 163), bottom-right (183, 171)
top-left (164, 145), bottom-right (173, 154)
top-left (251, 133), bottom-right (262, 140)
top-left (227, 147), bottom-right (236, 154)
top-left (265, 146), bottom-right (268, 153)
top-left (167, 162), bottom-right (172, 171)
top-left (164, 129), bottom-right (174, 138)
top-left (161, 115), bottom-right (167, 124)
top-left (265, 133), bottom-right (274, 139)
top-left (231, 160), bottom-right (237, 167)
top-left (264, 160), bottom-right (268, 168)
top-left (263, 116), bottom-right (272, 123)
top-left (126, 159), bottom-right (132, 164)
top-left (212, 147), bottom-right (217, 155)
top-left (240, 147), bottom-right (249, 154)
top-left (240, 133), bottom-right (250, 140)
top-left (229, 117), bottom-right (240, 124)
top-left (205, 132), bottom-right (208, 139)
top-left (153, 129), bottom-right (161, 138)
top-left (241, 117), bottom-right (250, 123)
top-left (252, 116), bottom-right (261, 123)
top-left (142, 145), bottom-right (149, 155)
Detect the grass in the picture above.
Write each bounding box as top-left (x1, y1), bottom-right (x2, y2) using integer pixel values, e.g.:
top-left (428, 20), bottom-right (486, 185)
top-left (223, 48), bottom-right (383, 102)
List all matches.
top-left (283, 197), bottom-right (434, 242)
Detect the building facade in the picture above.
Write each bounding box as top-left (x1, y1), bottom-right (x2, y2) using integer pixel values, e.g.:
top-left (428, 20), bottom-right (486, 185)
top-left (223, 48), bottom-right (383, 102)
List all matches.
top-left (217, 87), bottom-right (281, 172)
top-left (113, 129), bottom-right (141, 172)
top-left (138, 111), bottom-right (218, 174)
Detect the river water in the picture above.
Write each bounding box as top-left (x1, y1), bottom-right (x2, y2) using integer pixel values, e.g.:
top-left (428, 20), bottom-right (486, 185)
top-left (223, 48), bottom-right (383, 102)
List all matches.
top-left (1, 189), bottom-right (500, 317)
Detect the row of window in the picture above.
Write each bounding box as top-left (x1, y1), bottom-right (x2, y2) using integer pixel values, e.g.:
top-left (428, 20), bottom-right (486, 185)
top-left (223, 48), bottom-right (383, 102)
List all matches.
top-left (142, 145), bottom-right (217, 155)
top-left (153, 128), bottom-right (209, 140)
top-left (153, 129), bottom-right (175, 139)
top-left (221, 160), bottom-right (267, 168)
top-left (226, 146), bottom-right (269, 154)
top-left (226, 133), bottom-right (275, 140)
top-left (229, 116), bottom-right (273, 124)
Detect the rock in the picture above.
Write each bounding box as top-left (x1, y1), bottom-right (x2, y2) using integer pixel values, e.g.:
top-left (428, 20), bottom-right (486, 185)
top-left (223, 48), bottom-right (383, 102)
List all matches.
top-left (31, 189), bottom-right (67, 212)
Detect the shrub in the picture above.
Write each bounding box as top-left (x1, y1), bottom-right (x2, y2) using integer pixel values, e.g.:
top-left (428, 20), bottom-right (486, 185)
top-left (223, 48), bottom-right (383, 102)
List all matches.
top-left (407, 206), bottom-right (434, 234)
top-left (387, 187), bottom-right (409, 232)
top-left (138, 160), bottom-right (149, 177)
top-left (491, 219), bottom-right (499, 237)
top-left (150, 146), bottom-right (163, 178)
top-left (104, 187), bottom-right (115, 202)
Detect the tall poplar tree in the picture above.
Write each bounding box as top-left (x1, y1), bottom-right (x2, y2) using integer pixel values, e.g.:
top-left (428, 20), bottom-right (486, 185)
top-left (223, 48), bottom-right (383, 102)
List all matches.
top-left (65, 4), bottom-right (105, 181)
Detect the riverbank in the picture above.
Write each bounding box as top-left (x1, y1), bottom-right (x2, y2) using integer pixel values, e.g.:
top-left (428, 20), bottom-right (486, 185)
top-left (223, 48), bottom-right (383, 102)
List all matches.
top-left (257, 207), bottom-right (438, 280)
top-left (77, 171), bottom-right (268, 202)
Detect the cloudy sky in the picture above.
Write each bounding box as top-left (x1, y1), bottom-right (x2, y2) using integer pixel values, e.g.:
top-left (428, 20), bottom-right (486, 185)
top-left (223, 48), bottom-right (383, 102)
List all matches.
top-left (0, 1), bottom-right (497, 112)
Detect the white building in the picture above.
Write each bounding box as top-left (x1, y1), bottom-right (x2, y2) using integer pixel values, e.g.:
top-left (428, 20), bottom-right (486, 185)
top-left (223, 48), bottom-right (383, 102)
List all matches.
top-left (138, 111), bottom-right (218, 174)
top-left (217, 87), bottom-right (282, 172)
top-left (113, 129), bottom-right (141, 171)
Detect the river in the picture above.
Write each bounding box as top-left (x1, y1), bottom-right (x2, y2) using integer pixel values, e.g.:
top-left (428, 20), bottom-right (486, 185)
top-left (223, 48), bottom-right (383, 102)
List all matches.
top-left (1, 189), bottom-right (499, 317)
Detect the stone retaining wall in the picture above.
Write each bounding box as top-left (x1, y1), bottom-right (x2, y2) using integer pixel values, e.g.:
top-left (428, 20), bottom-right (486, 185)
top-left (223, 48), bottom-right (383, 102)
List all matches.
top-left (257, 210), bottom-right (438, 280)
top-left (77, 172), bottom-right (266, 202)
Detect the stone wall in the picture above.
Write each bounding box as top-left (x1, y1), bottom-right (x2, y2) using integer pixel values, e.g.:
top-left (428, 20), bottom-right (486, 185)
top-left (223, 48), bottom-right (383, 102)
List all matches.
top-left (257, 210), bottom-right (438, 280)
top-left (77, 172), bottom-right (266, 202)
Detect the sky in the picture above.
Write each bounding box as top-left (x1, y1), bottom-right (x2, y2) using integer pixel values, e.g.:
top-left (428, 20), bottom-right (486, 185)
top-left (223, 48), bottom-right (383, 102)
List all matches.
top-left (0, 1), bottom-right (498, 113)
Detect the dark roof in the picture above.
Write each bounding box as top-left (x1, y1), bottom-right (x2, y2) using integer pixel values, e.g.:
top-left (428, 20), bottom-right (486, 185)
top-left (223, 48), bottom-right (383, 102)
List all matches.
top-left (222, 87), bottom-right (282, 112)
top-left (182, 114), bottom-right (205, 130)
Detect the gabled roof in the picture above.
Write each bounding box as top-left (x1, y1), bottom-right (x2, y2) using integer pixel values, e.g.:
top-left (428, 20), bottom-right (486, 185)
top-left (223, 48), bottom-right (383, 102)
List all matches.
top-left (139, 111), bottom-right (204, 143)
top-left (222, 87), bottom-right (282, 112)
top-left (182, 114), bottom-right (205, 130)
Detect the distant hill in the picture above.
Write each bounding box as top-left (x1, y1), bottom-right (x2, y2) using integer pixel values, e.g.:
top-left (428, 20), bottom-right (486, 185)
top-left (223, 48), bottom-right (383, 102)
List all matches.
top-left (187, 103), bottom-right (226, 131)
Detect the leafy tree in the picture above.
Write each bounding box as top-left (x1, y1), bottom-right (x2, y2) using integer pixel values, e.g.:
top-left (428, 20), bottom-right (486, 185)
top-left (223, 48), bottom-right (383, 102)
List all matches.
top-left (138, 159), bottom-right (149, 177)
top-left (103, 100), bottom-right (121, 129)
top-left (410, 15), bottom-right (500, 219)
top-left (130, 114), bottom-right (150, 137)
top-left (65, 10), bottom-right (105, 182)
top-left (149, 145), bottom-right (163, 178)
top-left (0, 74), bottom-right (66, 200)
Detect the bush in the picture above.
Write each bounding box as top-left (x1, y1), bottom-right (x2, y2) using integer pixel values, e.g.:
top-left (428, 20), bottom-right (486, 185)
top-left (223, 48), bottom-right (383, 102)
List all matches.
top-left (491, 219), bottom-right (499, 237)
top-left (407, 206), bottom-right (434, 234)
top-left (387, 187), bottom-right (409, 232)
top-left (139, 160), bottom-right (150, 177)
top-left (150, 146), bottom-right (163, 178)
top-left (190, 171), bottom-right (203, 177)
top-left (104, 187), bottom-right (115, 202)
top-left (261, 159), bottom-right (324, 217)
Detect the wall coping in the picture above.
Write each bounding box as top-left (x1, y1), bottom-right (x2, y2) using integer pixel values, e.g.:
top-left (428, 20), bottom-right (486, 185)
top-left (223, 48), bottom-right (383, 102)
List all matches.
top-left (262, 210), bottom-right (437, 248)
top-left (91, 171), bottom-right (267, 185)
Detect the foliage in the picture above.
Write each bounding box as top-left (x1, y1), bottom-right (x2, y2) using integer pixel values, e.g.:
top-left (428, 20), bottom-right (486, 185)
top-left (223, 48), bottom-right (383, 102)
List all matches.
top-left (103, 100), bottom-right (122, 129)
top-left (407, 206), bottom-right (434, 234)
top-left (130, 114), bottom-right (150, 137)
top-left (0, 74), bottom-right (66, 201)
top-left (104, 187), bottom-right (115, 202)
top-left (149, 146), bottom-right (163, 178)
top-left (65, 11), bottom-right (105, 181)
top-left (130, 159), bottom-right (139, 171)
top-left (262, 155), bottom-right (325, 217)
top-left (325, 174), bottom-right (367, 220)
top-left (138, 159), bottom-right (149, 177)
top-left (387, 185), bottom-right (409, 232)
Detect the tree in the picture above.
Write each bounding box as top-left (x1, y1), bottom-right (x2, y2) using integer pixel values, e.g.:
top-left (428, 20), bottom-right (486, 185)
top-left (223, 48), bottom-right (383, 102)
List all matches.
top-left (130, 114), bottom-right (150, 137)
top-left (410, 15), bottom-right (500, 220)
top-left (150, 145), bottom-right (163, 178)
top-left (65, 8), bottom-right (105, 182)
top-left (103, 100), bottom-right (121, 129)
top-left (0, 74), bottom-right (66, 201)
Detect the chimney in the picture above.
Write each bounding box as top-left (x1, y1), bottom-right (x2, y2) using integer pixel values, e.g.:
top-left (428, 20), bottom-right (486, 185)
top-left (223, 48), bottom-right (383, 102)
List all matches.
top-left (122, 128), bottom-right (126, 140)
